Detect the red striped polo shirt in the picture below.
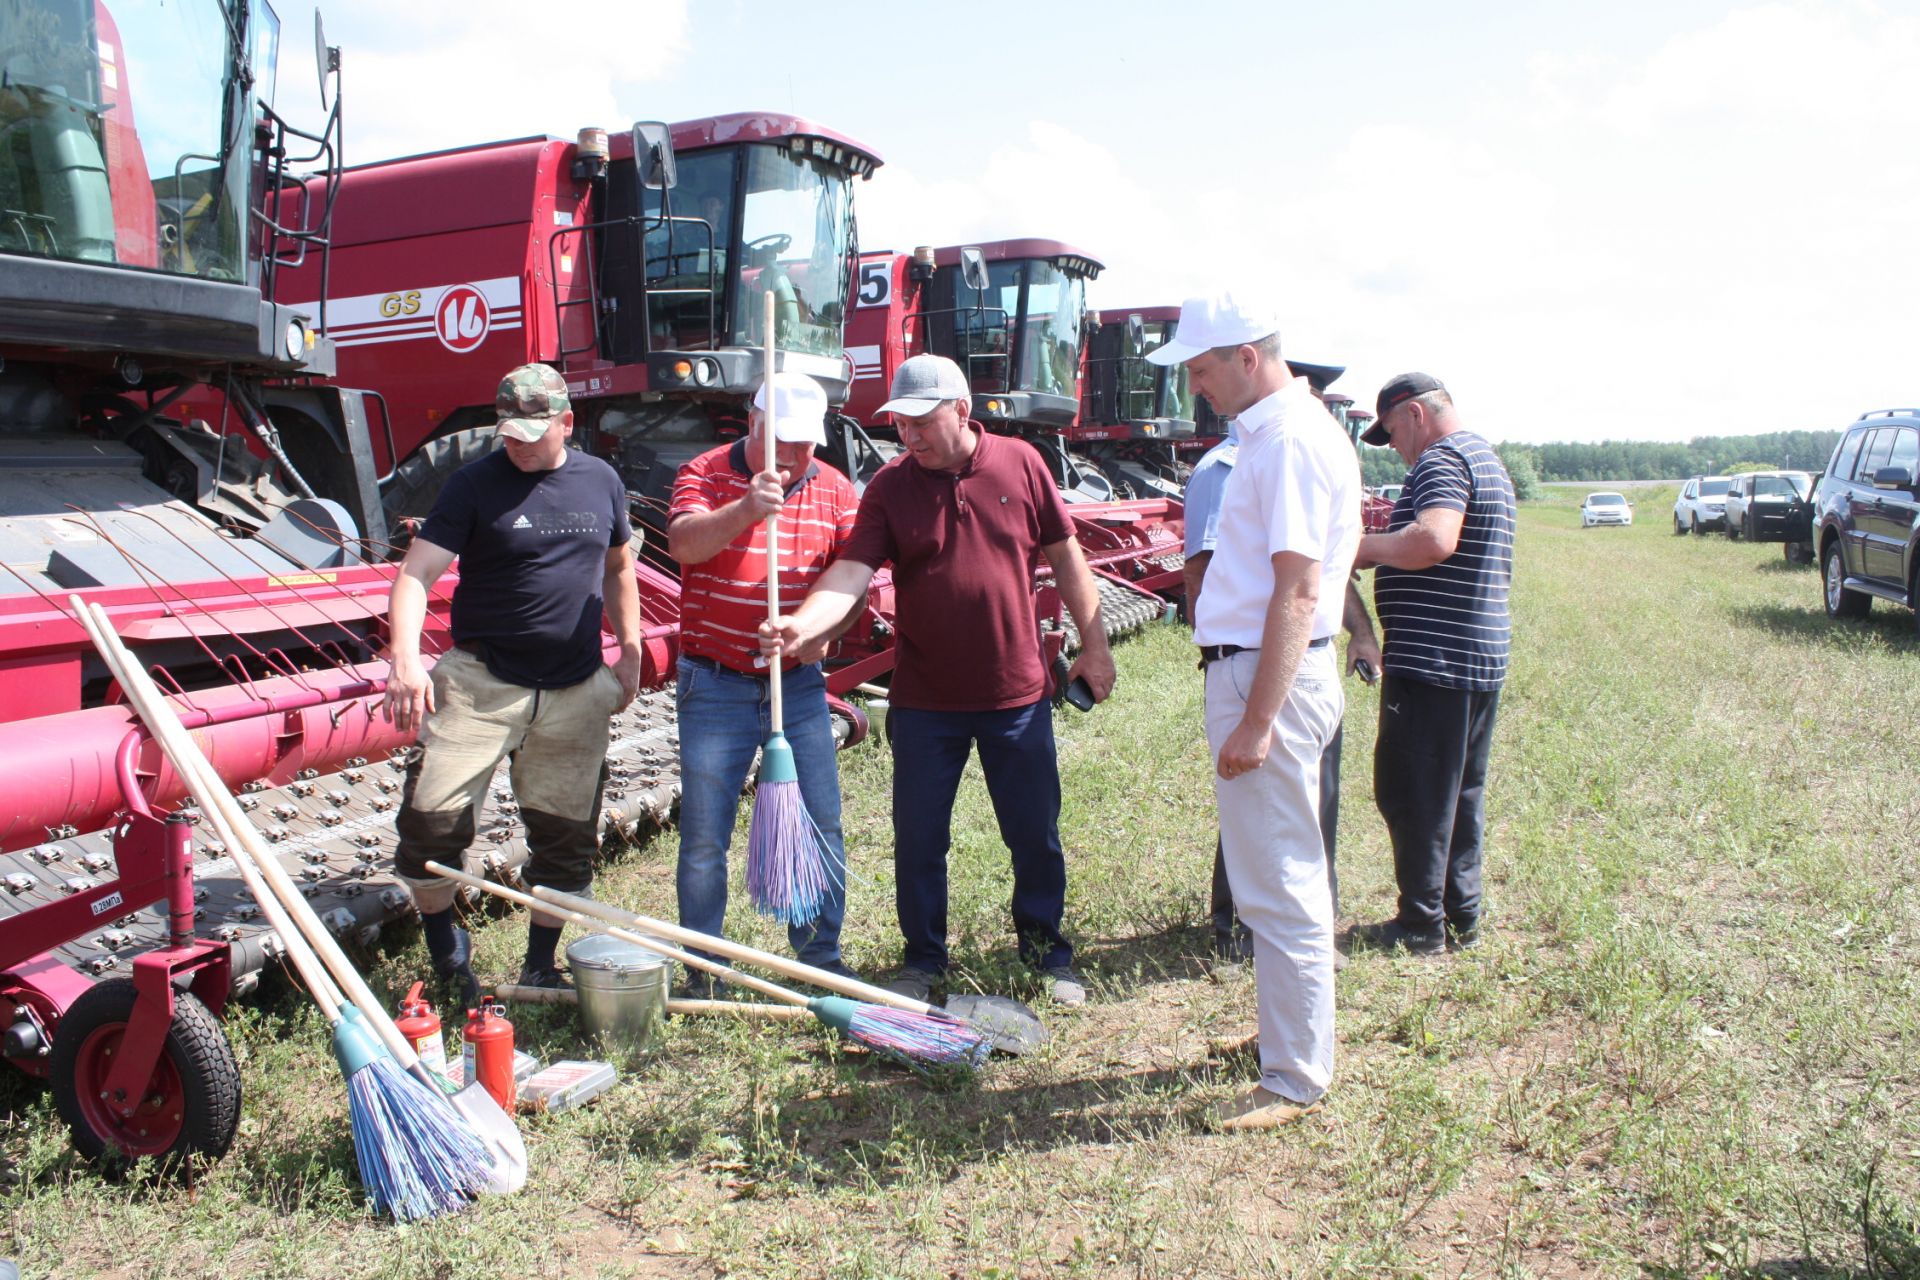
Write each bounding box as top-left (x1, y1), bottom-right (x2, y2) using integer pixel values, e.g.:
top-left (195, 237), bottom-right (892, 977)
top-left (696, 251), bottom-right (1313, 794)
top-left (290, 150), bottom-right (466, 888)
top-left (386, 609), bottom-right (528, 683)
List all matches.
top-left (669, 439), bottom-right (859, 673)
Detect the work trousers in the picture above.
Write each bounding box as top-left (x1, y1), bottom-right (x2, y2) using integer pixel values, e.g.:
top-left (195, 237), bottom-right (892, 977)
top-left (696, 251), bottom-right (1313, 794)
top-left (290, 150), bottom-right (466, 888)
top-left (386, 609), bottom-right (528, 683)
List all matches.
top-left (1213, 723), bottom-right (1343, 942)
top-left (674, 657), bottom-right (846, 966)
top-left (395, 647), bottom-right (620, 925)
top-left (1373, 675), bottom-right (1501, 933)
top-left (1206, 646), bottom-right (1341, 1105)
top-left (889, 699), bottom-right (1072, 975)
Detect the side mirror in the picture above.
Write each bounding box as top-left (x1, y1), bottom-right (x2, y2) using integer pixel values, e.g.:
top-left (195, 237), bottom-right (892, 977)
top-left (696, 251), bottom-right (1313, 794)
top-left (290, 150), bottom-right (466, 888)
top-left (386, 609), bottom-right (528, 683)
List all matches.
top-left (959, 246), bottom-right (990, 293)
top-left (313, 10), bottom-right (338, 110)
top-left (633, 121), bottom-right (677, 190)
top-left (1127, 313), bottom-right (1146, 353)
top-left (1872, 464), bottom-right (1915, 491)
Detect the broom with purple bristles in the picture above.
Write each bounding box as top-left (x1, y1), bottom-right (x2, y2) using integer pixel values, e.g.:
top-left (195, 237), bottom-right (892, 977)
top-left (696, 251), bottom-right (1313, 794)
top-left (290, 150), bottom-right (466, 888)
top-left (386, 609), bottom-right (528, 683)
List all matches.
top-left (745, 292), bottom-right (840, 926)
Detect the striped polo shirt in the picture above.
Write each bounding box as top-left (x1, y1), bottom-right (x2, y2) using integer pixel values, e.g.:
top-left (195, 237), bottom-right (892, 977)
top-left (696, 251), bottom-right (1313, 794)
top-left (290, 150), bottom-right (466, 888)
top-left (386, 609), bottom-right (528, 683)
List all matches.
top-left (669, 439), bottom-right (859, 673)
top-left (1374, 429), bottom-right (1515, 691)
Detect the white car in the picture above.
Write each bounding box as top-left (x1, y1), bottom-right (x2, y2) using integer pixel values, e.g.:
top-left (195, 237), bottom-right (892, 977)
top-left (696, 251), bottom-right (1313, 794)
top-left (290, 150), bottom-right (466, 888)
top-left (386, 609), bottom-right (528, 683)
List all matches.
top-left (1673, 475), bottom-right (1731, 534)
top-left (1581, 491), bottom-right (1633, 527)
top-left (1375, 484), bottom-right (1404, 504)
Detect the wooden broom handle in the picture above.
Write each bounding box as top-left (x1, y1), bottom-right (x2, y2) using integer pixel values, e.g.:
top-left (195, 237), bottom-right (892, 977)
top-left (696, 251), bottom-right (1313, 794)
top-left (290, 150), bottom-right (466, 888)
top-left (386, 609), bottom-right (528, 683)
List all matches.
top-left (763, 288), bottom-right (785, 732)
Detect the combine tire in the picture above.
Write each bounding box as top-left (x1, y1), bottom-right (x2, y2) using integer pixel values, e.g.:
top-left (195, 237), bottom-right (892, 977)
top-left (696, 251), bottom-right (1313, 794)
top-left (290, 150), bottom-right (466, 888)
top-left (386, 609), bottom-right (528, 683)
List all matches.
top-left (50, 979), bottom-right (240, 1170)
top-left (382, 427), bottom-right (498, 543)
top-left (1823, 543), bottom-right (1871, 619)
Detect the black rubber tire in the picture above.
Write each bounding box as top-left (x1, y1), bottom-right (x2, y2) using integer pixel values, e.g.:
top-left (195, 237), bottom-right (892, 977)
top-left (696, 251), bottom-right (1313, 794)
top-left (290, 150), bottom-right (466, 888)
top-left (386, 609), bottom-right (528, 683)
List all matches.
top-left (381, 426), bottom-right (499, 544)
top-left (1674, 514), bottom-right (1686, 536)
top-left (1745, 514), bottom-right (1756, 540)
top-left (1823, 542), bottom-right (1871, 619)
top-left (1690, 516), bottom-right (1703, 536)
top-left (50, 979), bottom-right (241, 1171)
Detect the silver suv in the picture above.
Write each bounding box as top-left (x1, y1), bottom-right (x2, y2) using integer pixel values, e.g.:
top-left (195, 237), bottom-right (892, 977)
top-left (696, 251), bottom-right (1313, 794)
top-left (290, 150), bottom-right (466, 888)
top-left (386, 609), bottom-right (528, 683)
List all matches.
top-left (1673, 475), bottom-right (1731, 535)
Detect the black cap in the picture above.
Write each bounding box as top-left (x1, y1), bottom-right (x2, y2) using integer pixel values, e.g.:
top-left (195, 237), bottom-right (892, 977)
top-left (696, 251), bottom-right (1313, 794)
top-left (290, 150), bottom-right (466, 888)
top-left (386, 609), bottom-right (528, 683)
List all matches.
top-left (1362, 372), bottom-right (1446, 446)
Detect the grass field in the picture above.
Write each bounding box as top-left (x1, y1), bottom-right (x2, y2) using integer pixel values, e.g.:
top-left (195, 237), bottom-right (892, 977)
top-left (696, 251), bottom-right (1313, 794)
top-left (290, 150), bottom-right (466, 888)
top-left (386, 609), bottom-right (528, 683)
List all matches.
top-left (4, 488), bottom-right (1918, 1279)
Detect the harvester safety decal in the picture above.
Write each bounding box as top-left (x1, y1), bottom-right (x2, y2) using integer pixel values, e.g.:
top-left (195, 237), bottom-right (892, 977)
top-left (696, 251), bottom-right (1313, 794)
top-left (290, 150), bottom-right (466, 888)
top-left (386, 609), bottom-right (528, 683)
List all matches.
top-left (328, 277), bottom-right (522, 353)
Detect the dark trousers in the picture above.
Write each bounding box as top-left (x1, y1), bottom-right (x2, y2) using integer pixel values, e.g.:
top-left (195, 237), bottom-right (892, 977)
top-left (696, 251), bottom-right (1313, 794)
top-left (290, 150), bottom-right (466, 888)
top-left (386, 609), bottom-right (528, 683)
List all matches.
top-left (889, 700), bottom-right (1072, 974)
top-left (1373, 675), bottom-right (1500, 932)
top-left (1214, 724), bottom-right (1343, 942)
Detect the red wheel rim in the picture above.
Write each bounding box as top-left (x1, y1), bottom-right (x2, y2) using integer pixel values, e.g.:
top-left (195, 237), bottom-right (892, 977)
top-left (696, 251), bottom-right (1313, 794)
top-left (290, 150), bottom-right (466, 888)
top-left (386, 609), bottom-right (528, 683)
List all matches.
top-left (72, 1022), bottom-right (187, 1158)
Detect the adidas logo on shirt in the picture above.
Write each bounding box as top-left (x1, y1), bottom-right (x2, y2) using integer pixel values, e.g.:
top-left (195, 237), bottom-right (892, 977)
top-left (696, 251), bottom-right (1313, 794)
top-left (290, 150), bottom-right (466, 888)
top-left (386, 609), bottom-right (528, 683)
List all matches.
top-left (512, 515), bottom-right (532, 529)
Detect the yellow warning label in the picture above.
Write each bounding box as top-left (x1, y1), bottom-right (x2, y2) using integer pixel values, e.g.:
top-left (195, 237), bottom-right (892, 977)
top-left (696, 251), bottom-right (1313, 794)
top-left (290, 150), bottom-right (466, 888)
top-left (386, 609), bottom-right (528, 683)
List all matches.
top-left (267, 573), bottom-right (339, 586)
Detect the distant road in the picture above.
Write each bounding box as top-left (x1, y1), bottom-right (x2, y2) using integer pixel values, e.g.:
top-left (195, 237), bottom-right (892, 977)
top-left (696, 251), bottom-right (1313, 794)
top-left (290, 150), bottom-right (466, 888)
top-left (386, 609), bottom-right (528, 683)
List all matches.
top-left (1541, 479), bottom-right (1682, 490)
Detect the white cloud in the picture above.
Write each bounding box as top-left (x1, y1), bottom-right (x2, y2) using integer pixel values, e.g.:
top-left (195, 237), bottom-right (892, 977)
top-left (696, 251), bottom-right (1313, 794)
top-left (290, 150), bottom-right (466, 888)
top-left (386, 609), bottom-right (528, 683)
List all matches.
top-left (864, 1), bottom-right (1920, 445)
top-left (279, 0), bottom-right (690, 163)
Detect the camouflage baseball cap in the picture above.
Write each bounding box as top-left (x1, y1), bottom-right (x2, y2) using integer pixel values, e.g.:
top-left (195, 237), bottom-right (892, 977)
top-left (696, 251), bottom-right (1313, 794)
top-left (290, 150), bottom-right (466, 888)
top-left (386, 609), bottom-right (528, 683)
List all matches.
top-left (495, 363), bottom-right (571, 442)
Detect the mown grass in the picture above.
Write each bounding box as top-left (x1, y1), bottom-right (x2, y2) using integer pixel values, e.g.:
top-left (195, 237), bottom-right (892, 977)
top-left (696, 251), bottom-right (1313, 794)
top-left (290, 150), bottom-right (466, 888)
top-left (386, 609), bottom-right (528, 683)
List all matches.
top-left (4, 488), bottom-right (1918, 1278)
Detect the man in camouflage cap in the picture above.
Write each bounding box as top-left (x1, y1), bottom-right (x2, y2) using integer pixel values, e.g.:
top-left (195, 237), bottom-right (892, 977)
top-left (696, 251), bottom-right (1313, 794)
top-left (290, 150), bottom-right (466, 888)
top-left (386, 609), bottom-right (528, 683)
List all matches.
top-left (383, 362), bottom-right (643, 998)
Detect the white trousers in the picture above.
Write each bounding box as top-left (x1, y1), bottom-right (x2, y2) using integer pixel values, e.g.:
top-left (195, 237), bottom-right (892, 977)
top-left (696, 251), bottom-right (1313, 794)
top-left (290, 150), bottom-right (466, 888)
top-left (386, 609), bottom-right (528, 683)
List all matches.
top-left (1205, 645), bottom-right (1342, 1104)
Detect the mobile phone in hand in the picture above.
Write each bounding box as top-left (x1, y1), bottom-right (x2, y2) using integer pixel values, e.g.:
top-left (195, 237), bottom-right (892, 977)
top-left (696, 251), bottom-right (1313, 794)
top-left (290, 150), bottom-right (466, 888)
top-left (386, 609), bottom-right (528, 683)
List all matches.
top-left (1063, 675), bottom-right (1096, 712)
top-left (1354, 658), bottom-right (1379, 686)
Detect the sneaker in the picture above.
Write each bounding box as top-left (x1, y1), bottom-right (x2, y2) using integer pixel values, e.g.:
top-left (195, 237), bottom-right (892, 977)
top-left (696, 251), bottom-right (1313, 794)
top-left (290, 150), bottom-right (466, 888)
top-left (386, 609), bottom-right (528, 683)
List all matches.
top-left (515, 963), bottom-right (572, 991)
top-left (1447, 919), bottom-right (1481, 952)
top-left (430, 925), bottom-right (480, 1008)
top-left (1348, 918), bottom-right (1444, 957)
top-left (1213, 1084), bottom-right (1324, 1132)
top-left (1043, 965), bottom-right (1087, 1008)
top-left (883, 967), bottom-right (939, 1003)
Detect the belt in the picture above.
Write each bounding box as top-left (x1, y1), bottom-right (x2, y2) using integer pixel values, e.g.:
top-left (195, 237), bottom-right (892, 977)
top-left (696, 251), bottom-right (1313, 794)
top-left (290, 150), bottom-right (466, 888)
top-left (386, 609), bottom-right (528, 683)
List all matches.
top-left (455, 639), bottom-right (487, 657)
top-left (680, 653), bottom-right (769, 680)
top-left (1198, 636), bottom-right (1331, 666)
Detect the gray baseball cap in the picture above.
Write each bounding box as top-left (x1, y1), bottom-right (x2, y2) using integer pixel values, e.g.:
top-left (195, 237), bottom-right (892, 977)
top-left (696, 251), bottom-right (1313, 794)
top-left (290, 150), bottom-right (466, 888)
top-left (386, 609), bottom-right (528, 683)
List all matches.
top-left (877, 354), bottom-right (970, 417)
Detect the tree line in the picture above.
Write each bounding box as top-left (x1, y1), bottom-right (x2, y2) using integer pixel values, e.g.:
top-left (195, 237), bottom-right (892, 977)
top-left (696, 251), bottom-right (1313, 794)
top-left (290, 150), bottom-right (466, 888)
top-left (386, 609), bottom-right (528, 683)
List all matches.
top-left (1357, 429), bottom-right (1843, 500)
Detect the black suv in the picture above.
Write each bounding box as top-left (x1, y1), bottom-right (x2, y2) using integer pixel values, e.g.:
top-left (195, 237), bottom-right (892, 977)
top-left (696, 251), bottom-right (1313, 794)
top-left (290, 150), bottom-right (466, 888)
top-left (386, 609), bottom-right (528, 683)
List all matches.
top-left (1812, 409), bottom-right (1920, 628)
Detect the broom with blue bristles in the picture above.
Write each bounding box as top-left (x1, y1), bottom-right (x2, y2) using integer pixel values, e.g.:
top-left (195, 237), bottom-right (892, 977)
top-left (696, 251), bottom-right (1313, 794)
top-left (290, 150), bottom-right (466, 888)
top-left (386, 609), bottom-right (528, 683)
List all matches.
top-left (745, 293), bottom-right (840, 926)
top-left (74, 598), bottom-right (499, 1221)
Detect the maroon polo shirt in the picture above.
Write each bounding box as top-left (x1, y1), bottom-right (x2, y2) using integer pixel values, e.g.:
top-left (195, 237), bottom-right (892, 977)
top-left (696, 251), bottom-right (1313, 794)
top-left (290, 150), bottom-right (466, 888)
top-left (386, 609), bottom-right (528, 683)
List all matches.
top-left (842, 429), bottom-right (1074, 711)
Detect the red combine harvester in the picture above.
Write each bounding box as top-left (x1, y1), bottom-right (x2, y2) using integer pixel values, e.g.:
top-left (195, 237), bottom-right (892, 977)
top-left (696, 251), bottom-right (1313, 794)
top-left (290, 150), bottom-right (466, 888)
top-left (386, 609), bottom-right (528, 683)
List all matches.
top-left (0, 0), bottom-right (468, 1163)
top-left (843, 243), bottom-right (1180, 632)
top-left (263, 115), bottom-right (892, 537)
top-left (1071, 306), bottom-right (1197, 503)
top-left (250, 115), bottom-right (906, 696)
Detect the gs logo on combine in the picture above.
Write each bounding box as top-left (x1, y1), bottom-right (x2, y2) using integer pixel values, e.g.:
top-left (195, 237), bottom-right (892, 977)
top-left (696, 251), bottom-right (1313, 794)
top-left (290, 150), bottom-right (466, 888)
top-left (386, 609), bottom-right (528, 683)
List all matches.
top-left (434, 284), bottom-right (492, 353)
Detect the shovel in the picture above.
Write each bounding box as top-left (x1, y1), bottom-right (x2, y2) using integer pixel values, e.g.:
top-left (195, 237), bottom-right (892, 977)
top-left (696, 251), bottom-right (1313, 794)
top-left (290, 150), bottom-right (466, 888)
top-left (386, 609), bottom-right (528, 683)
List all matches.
top-left (530, 885), bottom-right (1049, 1056)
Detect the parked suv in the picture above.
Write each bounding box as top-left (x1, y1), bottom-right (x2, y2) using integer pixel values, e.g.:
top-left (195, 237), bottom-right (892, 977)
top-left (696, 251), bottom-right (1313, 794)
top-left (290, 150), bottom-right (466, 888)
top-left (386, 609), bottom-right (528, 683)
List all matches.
top-left (1673, 475), bottom-right (1731, 534)
top-left (1723, 470), bottom-right (1812, 541)
top-left (1812, 410), bottom-right (1920, 627)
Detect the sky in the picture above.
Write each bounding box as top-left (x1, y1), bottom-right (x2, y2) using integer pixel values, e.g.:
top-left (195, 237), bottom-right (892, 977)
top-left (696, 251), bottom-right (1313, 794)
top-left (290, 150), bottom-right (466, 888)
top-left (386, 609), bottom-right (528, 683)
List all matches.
top-left (272, 0), bottom-right (1920, 445)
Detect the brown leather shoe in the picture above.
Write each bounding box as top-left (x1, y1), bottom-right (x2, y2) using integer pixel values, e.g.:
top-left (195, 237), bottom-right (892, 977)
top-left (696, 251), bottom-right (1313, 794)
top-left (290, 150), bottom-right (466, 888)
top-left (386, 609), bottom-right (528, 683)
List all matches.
top-left (1213, 1084), bottom-right (1325, 1132)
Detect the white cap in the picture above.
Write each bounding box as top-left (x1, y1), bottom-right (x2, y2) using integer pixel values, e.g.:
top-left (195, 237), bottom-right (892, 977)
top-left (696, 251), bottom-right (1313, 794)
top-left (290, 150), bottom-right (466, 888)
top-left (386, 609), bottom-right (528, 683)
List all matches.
top-left (1143, 291), bottom-right (1282, 366)
top-left (752, 370), bottom-right (829, 445)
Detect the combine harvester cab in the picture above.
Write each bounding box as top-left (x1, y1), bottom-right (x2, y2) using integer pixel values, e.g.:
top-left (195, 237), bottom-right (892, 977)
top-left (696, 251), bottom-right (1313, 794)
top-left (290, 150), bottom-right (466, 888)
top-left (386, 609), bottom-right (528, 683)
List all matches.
top-left (1072, 306), bottom-right (1197, 502)
top-left (844, 243), bottom-right (1178, 643)
top-left (278, 115), bottom-right (892, 544)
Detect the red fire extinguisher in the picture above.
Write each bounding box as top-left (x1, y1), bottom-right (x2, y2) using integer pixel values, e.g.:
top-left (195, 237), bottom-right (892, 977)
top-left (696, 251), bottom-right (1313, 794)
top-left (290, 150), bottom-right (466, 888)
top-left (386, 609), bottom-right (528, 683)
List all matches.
top-left (395, 981), bottom-right (446, 1076)
top-left (462, 1000), bottom-right (516, 1111)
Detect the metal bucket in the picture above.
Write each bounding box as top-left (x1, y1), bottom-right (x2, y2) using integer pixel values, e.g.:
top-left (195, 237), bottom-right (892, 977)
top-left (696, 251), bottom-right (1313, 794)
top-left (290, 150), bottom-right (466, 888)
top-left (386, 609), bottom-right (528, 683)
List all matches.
top-left (565, 934), bottom-right (669, 1054)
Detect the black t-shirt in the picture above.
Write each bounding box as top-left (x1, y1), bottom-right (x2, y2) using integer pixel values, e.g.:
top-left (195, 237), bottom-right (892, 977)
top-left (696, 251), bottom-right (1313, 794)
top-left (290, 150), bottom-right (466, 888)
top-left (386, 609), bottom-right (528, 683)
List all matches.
top-left (418, 449), bottom-right (631, 689)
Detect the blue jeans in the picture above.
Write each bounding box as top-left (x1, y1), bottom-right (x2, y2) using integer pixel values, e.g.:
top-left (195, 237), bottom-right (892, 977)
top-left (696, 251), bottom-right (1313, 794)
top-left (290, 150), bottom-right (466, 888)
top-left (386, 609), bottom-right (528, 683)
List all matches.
top-left (675, 658), bottom-right (845, 965)
top-left (889, 699), bottom-right (1072, 975)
